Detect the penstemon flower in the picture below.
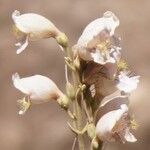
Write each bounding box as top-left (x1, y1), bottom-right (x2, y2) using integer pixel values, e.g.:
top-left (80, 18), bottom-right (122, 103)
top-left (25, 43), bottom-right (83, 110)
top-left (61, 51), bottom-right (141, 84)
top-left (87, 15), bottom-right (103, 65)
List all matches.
top-left (12, 73), bottom-right (67, 114)
top-left (95, 97), bottom-right (137, 143)
top-left (12, 10), bottom-right (68, 54)
top-left (74, 11), bottom-right (121, 65)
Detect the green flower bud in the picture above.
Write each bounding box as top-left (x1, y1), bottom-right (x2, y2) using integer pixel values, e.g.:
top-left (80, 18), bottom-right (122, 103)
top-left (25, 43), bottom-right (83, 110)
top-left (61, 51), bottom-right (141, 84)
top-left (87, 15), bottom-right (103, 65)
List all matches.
top-left (91, 137), bottom-right (99, 150)
top-left (87, 123), bottom-right (96, 139)
top-left (74, 55), bottom-right (80, 70)
top-left (57, 95), bottom-right (69, 110)
top-left (56, 33), bottom-right (68, 48)
top-left (66, 82), bottom-right (75, 100)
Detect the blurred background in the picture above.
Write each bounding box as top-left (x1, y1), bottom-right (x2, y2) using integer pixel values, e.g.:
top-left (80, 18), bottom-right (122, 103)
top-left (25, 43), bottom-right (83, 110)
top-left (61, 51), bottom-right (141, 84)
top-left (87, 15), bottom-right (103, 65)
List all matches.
top-left (0, 0), bottom-right (149, 149)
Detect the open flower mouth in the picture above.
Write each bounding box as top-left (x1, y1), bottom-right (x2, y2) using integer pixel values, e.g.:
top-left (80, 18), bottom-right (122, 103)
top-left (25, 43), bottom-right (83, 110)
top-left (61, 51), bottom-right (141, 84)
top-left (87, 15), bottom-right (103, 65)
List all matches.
top-left (84, 29), bottom-right (122, 65)
top-left (12, 25), bottom-right (29, 54)
top-left (96, 40), bottom-right (111, 53)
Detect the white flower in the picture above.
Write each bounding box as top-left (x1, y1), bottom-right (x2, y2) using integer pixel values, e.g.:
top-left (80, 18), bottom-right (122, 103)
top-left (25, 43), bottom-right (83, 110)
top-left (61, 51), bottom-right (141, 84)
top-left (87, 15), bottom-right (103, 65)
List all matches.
top-left (12, 10), bottom-right (67, 54)
top-left (117, 72), bottom-right (140, 93)
top-left (12, 73), bottom-right (63, 103)
top-left (77, 11), bottom-right (119, 47)
top-left (12, 73), bottom-right (64, 114)
top-left (74, 11), bottom-right (120, 64)
top-left (96, 104), bottom-right (137, 143)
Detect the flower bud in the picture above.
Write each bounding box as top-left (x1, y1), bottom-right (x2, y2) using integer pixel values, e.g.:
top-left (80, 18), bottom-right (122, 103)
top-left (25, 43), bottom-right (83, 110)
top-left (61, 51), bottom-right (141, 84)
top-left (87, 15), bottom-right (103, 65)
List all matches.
top-left (87, 123), bottom-right (96, 139)
top-left (57, 95), bottom-right (69, 109)
top-left (91, 137), bottom-right (99, 150)
top-left (12, 73), bottom-right (64, 114)
top-left (66, 82), bottom-right (75, 100)
top-left (12, 10), bottom-right (66, 54)
top-left (56, 32), bottom-right (68, 49)
top-left (73, 55), bottom-right (80, 70)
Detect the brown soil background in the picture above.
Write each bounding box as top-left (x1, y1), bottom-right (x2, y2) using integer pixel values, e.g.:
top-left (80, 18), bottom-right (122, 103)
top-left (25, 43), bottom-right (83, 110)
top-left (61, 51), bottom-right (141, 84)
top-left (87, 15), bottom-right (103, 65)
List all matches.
top-left (0, 0), bottom-right (149, 150)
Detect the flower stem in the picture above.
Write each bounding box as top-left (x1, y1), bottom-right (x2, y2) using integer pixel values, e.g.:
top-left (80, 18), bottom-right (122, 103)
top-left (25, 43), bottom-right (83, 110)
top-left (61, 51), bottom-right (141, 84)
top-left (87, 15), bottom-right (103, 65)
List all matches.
top-left (72, 69), bottom-right (85, 150)
top-left (65, 46), bottom-right (85, 150)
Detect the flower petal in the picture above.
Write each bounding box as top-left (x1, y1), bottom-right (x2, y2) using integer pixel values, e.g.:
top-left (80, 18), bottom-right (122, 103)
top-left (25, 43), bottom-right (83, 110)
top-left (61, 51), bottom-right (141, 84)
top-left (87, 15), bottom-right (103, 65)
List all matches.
top-left (124, 129), bottom-right (137, 142)
top-left (12, 10), bottom-right (21, 20)
top-left (117, 72), bottom-right (140, 93)
top-left (16, 35), bottom-right (28, 54)
top-left (12, 73), bottom-right (30, 95)
top-left (91, 51), bottom-right (104, 64)
top-left (77, 11), bottom-right (119, 47)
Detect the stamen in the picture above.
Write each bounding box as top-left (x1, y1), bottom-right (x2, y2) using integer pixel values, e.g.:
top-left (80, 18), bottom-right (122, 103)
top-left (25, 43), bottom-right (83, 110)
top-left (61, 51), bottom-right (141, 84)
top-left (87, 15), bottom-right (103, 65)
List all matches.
top-left (130, 118), bottom-right (138, 130)
top-left (117, 59), bottom-right (128, 71)
top-left (96, 40), bottom-right (110, 53)
top-left (17, 97), bottom-right (31, 115)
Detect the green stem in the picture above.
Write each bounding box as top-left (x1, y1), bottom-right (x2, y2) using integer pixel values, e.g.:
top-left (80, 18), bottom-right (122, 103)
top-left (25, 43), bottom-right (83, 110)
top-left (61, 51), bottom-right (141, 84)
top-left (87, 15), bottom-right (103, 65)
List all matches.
top-left (73, 71), bottom-right (85, 150)
top-left (65, 46), bottom-right (85, 150)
